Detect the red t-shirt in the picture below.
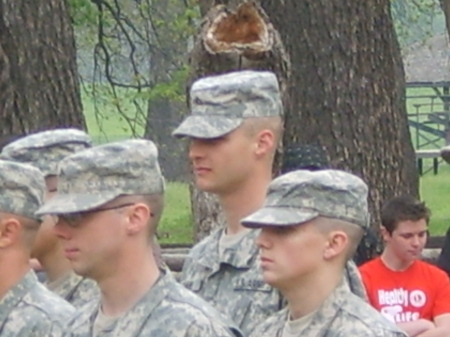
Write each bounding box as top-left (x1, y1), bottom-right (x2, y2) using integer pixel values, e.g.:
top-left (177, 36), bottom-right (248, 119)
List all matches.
top-left (359, 257), bottom-right (450, 323)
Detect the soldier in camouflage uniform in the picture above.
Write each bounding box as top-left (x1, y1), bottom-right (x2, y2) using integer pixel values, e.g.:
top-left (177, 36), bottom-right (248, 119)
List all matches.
top-left (36, 139), bottom-right (243, 337)
top-left (241, 169), bottom-right (407, 337)
top-left (280, 143), bottom-right (367, 300)
top-left (1, 129), bottom-right (99, 307)
top-left (0, 160), bottom-right (75, 337)
top-left (172, 70), bottom-right (367, 334)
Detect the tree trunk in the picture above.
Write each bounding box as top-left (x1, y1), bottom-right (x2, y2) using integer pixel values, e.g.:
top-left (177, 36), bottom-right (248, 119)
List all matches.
top-left (189, 0), bottom-right (290, 242)
top-left (441, 0), bottom-right (450, 39)
top-left (0, 0), bottom-right (85, 138)
top-left (259, 0), bottom-right (419, 262)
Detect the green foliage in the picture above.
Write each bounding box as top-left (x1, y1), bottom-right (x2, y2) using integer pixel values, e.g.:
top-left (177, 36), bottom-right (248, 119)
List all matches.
top-left (68, 0), bottom-right (97, 26)
top-left (391, 0), bottom-right (445, 48)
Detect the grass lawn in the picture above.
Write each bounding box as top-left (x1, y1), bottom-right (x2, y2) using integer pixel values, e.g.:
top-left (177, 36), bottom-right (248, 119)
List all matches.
top-left (80, 86), bottom-right (450, 244)
top-left (420, 161), bottom-right (450, 235)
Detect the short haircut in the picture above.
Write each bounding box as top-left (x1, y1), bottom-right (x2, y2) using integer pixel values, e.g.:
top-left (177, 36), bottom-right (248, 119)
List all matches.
top-left (381, 195), bottom-right (430, 234)
top-left (113, 194), bottom-right (164, 239)
top-left (314, 217), bottom-right (364, 261)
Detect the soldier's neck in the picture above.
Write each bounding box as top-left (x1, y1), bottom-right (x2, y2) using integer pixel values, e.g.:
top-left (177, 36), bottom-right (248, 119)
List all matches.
top-left (97, 245), bottom-right (160, 317)
top-left (0, 253), bottom-right (29, 299)
top-left (282, 267), bottom-right (342, 320)
top-left (219, 172), bottom-right (271, 235)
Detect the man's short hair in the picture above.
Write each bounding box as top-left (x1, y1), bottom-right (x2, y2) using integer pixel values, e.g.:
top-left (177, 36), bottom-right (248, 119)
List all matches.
top-left (381, 195), bottom-right (430, 234)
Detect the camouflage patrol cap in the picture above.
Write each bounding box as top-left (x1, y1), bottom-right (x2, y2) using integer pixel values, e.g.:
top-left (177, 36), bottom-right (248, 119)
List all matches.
top-left (241, 169), bottom-right (369, 229)
top-left (0, 128), bottom-right (92, 176)
top-left (172, 70), bottom-right (282, 139)
top-left (0, 160), bottom-right (45, 221)
top-left (36, 139), bottom-right (165, 215)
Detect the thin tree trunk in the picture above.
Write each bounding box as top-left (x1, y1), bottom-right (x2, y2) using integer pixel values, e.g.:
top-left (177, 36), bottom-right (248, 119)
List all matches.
top-left (0, 0), bottom-right (85, 138)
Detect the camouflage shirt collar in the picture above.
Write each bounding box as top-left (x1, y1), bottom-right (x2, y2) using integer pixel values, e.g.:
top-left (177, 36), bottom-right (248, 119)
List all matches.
top-left (72, 269), bottom-right (172, 335)
top-left (48, 271), bottom-right (84, 301)
top-left (0, 270), bottom-right (37, 327)
top-left (197, 228), bottom-right (260, 269)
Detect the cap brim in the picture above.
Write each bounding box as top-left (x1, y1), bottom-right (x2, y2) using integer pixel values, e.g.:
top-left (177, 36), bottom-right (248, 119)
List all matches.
top-left (241, 207), bottom-right (319, 228)
top-left (172, 115), bottom-right (243, 139)
top-left (35, 192), bottom-right (119, 216)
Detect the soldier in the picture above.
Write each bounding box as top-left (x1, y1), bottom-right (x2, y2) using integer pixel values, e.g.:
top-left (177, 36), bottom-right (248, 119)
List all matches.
top-left (0, 160), bottom-right (75, 336)
top-left (172, 70), bottom-right (367, 334)
top-left (241, 169), bottom-right (408, 337)
top-left (35, 139), bottom-right (243, 337)
top-left (280, 143), bottom-right (368, 299)
top-left (1, 129), bottom-right (99, 307)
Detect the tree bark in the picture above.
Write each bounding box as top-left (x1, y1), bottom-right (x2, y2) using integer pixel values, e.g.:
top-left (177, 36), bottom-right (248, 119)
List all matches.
top-left (259, 0), bottom-right (419, 262)
top-left (0, 0), bottom-right (85, 138)
top-left (190, 0), bottom-right (290, 242)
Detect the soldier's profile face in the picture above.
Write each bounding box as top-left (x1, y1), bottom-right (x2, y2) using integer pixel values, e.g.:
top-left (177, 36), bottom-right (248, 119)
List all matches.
top-left (255, 220), bottom-right (327, 290)
top-left (188, 126), bottom-right (257, 194)
top-left (53, 203), bottom-right (132, 279)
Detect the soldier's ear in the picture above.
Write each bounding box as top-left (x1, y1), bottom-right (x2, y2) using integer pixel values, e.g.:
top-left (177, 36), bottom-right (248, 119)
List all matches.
top-left (125, 203), bottom-right (150, 237)
top-left (0, 217), bottom-right (21, 248)
top-left (255, 129), bottom-right (275, 157)
top-left (323, 230), bottom-right (348, 260)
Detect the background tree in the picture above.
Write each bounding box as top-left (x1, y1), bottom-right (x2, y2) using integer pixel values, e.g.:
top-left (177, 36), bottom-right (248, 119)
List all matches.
top-left (74, 0), bottom-right (198, 180)
top-left (0, 0), bottom-right (85, 137)
top-left (190, 0), bottom-right (419, 261)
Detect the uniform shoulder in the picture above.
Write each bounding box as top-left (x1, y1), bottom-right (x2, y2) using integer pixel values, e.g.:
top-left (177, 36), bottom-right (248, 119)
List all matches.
top-left (162, 281), bottom-right (238, 328)
top-left (248, 309), bottom-right (285, 337)
top-left (338, 294), bottom-right (407, 336)
top-left (23, 282), bottom-right (75, 322)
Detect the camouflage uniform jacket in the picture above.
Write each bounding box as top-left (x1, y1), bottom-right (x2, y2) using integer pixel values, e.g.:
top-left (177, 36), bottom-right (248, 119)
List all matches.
top-left (181, 228), bottom-right (369, 334)
top-left (249, 280), bottom-right (408, 337)
top-left (0, 270), bottom-right (75, 337)
top-left (181, 228), bottom-right (284, 335)
top-left (49, 271), bottom-right (99, 308)
top-left (65, 271), bottom-right (243, 337)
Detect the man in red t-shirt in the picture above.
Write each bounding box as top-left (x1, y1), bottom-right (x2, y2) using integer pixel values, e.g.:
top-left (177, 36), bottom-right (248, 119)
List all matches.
top-left (360, 195), bottom-right (450, 337)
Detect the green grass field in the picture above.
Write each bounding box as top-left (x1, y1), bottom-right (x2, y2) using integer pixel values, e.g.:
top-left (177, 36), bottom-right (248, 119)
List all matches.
top-left (81, 86), bottom-right (450, 243)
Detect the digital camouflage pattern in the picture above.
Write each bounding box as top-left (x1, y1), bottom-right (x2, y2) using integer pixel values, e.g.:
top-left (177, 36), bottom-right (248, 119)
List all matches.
top-left (248, 280), bottom-right (407, 337)
top-left (181, 228), bottom-right (284, 336)
top-left (47, 271), bottom-right (99, 308)
top-left (36, 139), bottom-right (165, 215)
top-left (66, 271), bottom-right (243, 337)
top-left (0, 271), bottom-right (75, 337)
top-left (0, 160), bottom-right (45, 221)
top-left (181, 227), bottom-right (367, 335)
top-left (0, 129), bottom-right (92, 176)
top-left (172, 70), bottom-right (283, 139)
top-left (241, 169), bottom-right (369, 229)
top-left (345, 260), bottom-right (368, 300)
